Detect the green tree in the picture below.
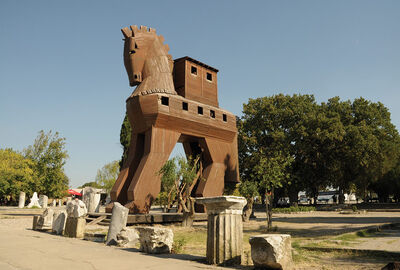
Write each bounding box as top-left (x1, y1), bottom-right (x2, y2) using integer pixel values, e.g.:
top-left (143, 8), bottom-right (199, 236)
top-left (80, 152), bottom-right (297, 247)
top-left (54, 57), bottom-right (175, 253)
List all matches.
top-left (24, 130), bottom-right (69, 198)
top-left (239, 94), bottom-right (316, 205)
top-left (0, 149), bottom-right (38, 201)
top-left (79, 181), bottom-right (102, 189)
top-left (95, 160), bottom-right (120, 192)
top-left (238, 181), bottom-right (259, 222)
top-left (158, 155), bottom-right (201, 226)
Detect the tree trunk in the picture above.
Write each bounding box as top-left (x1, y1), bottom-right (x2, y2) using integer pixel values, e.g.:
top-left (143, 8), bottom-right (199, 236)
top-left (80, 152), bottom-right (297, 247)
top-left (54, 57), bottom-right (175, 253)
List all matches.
top-left (181, 197), bottom-right (195, 227)
top-left (288, 186), bottom-right (299, 207)
top-left (242, 197), bottom-right (254, 222)
top-left (265, 193), bottom-right (273, 230)
top-left (338, 186), bottom-right (345, 204)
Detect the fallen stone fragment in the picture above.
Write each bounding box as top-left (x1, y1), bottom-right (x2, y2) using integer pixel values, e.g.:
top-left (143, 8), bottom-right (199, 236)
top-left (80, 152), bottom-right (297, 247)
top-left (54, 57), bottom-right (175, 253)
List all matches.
top-left (114, 227), bottom-right (139, 248)
top-left (106, 202), bottom-right (129, 245)
top-left (249, 234), bottom-right (294, 270)
top-left (34, 208), bottom-right (54, 231)
top-left (136, 226), bottom-right (173, 254)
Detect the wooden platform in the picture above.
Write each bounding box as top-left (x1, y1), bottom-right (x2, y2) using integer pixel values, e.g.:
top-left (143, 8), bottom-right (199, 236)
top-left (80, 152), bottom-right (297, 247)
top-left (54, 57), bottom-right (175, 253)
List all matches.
top-left (86, 212), bottom-right (207, 226)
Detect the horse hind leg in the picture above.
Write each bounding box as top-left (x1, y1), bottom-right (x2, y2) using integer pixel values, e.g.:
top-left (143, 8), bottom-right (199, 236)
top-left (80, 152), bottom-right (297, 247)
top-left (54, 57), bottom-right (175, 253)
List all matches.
top-left (193, 137), bottom-right (239, 198)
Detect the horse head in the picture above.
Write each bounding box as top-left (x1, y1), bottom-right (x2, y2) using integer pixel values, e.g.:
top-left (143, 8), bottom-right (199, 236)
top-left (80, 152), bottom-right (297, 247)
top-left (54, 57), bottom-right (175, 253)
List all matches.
top-left (121, 25), bottom-right (176, 96)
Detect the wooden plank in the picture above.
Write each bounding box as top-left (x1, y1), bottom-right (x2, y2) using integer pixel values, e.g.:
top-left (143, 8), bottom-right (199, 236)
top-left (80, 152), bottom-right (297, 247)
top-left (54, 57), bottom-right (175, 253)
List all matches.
top-left (87, 215), bottom-right (107, 225)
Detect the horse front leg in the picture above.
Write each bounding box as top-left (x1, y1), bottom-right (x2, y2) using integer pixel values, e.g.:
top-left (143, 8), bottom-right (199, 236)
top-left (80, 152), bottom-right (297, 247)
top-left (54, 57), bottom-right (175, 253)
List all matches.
top-left (125, 127), bottom-right (180, 213)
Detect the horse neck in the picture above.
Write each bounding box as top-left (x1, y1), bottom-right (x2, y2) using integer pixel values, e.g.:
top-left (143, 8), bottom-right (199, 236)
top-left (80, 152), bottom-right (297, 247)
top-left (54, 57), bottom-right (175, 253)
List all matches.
top-left (132, 46), bottom-right (176, 96)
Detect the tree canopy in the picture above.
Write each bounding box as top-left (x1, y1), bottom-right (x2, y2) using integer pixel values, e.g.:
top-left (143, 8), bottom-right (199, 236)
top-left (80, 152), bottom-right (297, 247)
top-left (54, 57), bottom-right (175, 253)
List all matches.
top-left (95, 160), bottom-right (120, 192)
top-left (237, 94), bottom-right (400, 205)
top-left (0, 149), bottom-right (37, 200)
top-left (23, 130), bottom-right (69, 199)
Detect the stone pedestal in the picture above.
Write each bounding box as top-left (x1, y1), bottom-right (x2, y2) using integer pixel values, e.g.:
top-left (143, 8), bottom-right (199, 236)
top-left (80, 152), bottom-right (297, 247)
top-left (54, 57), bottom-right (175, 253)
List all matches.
top-left (18, 192), bottom-right (26, 208)
top-left (64, 217), bottom-right (86, 238)
top-left (196, 196), bottom-right (247, 265)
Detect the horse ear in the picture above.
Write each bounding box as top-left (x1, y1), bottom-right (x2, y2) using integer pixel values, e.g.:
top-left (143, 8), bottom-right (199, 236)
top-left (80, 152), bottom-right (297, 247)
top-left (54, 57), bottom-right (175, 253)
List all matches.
top-left (121, 27), bottom-right (132, 38)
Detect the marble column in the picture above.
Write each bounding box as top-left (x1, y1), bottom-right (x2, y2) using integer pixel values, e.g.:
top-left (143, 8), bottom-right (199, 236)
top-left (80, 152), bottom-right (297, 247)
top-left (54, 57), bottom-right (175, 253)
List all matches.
top-left (196, 196), bottom-right (247, 266)
top-left (18, 192), bottom-right (26, 208)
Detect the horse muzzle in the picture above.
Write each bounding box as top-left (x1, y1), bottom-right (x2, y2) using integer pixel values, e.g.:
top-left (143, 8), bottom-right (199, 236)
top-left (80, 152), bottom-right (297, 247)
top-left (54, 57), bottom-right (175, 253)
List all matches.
top-left (130, 72), bottom-right (143, 86)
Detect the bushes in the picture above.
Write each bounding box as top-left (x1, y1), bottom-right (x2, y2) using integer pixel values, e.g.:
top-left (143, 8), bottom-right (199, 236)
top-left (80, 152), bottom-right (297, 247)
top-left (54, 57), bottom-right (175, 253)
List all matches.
top-left (272, 206), bottom-right (315, 213)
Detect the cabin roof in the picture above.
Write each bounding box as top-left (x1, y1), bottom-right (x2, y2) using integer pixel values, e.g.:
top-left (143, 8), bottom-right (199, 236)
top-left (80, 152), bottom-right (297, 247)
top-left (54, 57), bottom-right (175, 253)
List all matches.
top-left (174, 56), bottom-right (219, 73)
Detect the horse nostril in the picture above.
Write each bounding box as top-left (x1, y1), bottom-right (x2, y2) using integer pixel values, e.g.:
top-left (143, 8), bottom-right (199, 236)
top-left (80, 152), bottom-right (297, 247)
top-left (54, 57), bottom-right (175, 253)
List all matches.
top-left (134, 74), bottom-right (138, 79)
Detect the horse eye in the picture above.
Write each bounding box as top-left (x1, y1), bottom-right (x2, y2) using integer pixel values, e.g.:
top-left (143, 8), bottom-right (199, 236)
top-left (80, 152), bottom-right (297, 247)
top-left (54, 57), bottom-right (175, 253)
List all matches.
top-left (130, 50), bottom-right (136, 54)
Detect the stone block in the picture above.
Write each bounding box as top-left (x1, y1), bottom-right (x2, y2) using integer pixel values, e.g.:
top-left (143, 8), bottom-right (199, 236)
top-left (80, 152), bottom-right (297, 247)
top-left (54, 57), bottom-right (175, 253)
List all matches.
top-left (136, 226), bottom-right (173, 254)
top-left (52, 210), bottom-right (67, 235)
top-left (64, 217), bottom-right (86, 238)
top-left (39, 195), bottom-right (48, 208)
top-left (249, 234), bottom-right (294, 270)
top-left (32, 215), bottom-right (40, 230)
top-left (66, 199), bottom-right (87, 218)
top-left (82, 187), bottom-right (101, 213)
top-left (106, 202), bottom-right (129, 245)
top-left (116, 227), bottom-right (139, 248)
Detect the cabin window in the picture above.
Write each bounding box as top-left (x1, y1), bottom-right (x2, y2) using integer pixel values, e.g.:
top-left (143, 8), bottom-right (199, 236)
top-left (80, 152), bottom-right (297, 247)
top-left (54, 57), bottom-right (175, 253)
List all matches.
top-left (210, 110), bottom-right (215, 118)
top-left (198, 106), bottom-right (203, 115)
top-left (191, 66), bottom-right (197, 75)
top-left (161, 96), bottom-right (169, 106)
top-left (182, 102), bottom-right (188, 111)
top-left (223, 114), bottom-right (227, 122)
top-left (206, 72), bottom-right (212, 81)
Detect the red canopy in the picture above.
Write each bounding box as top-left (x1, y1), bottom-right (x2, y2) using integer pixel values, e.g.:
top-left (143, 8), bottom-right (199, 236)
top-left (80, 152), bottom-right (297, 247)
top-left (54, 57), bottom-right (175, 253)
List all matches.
top-left (68, 189), bottom-right (82, 196)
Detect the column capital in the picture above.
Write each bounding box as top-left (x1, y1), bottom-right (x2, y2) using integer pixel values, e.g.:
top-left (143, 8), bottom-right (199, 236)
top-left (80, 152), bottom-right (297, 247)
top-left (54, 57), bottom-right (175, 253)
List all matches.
top-left (196, 196), bottom-right (247, 215)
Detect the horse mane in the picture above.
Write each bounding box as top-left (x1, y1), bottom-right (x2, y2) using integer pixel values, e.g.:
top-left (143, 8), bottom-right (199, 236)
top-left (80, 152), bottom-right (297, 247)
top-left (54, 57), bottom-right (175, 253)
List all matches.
top-left (121, 25), bottom-right (172, 62)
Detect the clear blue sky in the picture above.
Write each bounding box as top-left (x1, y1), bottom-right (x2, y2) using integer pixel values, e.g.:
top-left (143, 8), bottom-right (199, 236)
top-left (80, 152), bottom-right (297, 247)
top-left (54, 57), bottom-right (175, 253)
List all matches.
top-left (1, 1), bottom-right (399, 188)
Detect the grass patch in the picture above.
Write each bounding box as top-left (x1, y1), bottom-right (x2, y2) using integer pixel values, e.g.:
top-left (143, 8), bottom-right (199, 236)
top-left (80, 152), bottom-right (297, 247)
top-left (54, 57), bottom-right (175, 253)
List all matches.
top-left (273, 206), bottom-right (316, 214)
top-left (172, 226), bottom-right (207, 256)
top-left (172, 236), bottom-right (187, 254)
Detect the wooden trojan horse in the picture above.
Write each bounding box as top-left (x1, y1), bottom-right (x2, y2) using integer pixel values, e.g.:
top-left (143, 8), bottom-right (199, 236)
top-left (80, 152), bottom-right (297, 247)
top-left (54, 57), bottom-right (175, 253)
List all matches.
top-left (107, 25), bottom-right (239, 214)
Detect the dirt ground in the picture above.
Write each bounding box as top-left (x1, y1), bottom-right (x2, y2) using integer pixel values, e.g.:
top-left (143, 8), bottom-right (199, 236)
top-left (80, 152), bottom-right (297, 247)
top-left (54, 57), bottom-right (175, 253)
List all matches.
top-left (1, 206), bottom-right (399, 270)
